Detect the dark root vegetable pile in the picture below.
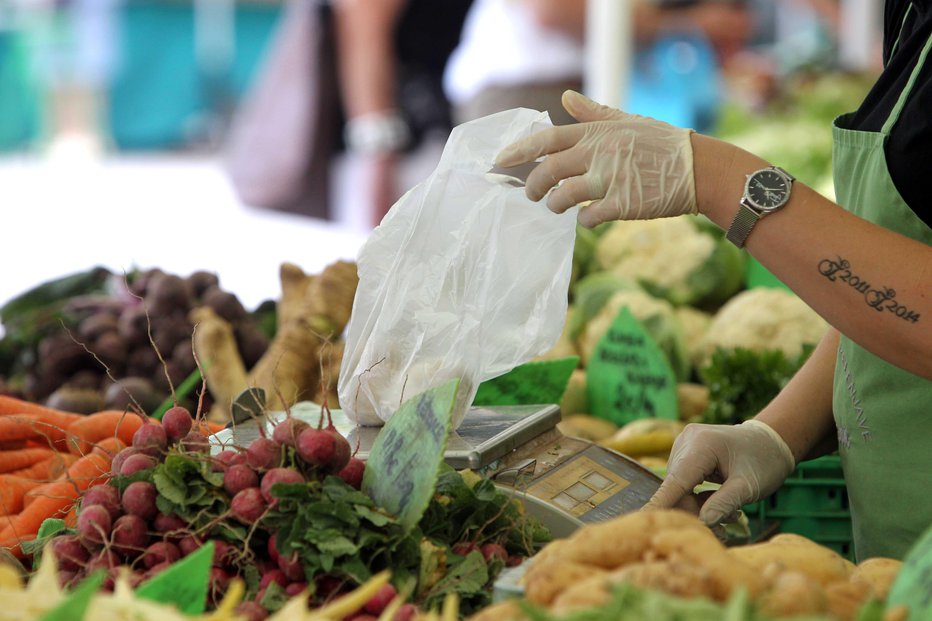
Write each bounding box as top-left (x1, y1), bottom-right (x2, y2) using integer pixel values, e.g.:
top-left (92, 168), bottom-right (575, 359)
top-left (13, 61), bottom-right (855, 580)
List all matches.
top-left (0, 267), bottom-right (271, 417)
top-left (38, 404), bottom-right (550, 619)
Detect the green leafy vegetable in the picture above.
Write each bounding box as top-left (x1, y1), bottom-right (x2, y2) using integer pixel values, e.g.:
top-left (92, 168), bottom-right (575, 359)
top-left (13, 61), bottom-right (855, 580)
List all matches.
top-left (266, 463), bottom-right (550, 614)
top-left (700, 346), bottom-right (814, 425)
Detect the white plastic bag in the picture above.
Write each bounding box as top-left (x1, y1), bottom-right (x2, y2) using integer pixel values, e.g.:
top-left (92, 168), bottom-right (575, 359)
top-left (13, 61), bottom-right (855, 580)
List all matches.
top-left (338, 108), bottom-right (578, 428)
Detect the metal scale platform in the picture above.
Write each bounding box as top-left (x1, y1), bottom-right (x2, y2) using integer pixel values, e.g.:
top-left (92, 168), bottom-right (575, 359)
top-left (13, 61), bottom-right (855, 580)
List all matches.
top-left (212, 403), bottom-right (662, 539)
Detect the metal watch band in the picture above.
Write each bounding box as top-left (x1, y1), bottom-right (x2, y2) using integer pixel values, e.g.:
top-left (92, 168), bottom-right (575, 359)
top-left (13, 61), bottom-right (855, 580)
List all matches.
top-left (725, 204), bottom-right (761, 248)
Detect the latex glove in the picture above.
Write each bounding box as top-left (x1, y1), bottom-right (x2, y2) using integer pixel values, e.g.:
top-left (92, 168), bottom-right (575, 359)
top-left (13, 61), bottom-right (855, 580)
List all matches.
top-left (644, 419), bottom-right (796, 526)
top-left (495, 90), bottom-right (697, 228)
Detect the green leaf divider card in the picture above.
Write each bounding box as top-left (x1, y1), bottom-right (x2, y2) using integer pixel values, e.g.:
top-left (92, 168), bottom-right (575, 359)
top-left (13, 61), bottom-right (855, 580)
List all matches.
top-left (362, 379), bottom-right (459, 531)
top-left (136, 540), bottom-right (215, 615)
top-left (586, 307), bottom-right (678, 426)
top-left (39, 570), bottom-right (105, 621)
top-left (474, 357), bottom-right (579, 407)
top-left (887, 523), bottom-right (932, 620)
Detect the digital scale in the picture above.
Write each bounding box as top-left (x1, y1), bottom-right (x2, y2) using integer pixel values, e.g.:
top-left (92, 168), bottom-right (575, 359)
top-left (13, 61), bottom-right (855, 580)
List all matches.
top-left (212, 403), bottom-right (663, 538)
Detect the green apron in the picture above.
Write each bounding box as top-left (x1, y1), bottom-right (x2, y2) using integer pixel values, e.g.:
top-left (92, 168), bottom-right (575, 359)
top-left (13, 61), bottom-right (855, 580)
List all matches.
top-left (831, 17), bottom-right (932, 561)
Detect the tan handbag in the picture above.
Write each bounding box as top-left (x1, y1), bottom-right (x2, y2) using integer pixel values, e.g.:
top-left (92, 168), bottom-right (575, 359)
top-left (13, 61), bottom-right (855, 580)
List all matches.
top-left (225, 0), bottom-right (340, 219)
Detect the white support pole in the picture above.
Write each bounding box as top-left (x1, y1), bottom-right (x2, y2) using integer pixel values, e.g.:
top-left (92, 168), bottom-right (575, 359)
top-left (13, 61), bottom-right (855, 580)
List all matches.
top-left (584, 0), bottom-right (634, 109)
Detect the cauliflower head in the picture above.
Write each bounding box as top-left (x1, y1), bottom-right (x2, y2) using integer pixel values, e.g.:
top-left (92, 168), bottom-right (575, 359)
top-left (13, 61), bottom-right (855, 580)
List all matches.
top-left (594, 216), bottom-right (745, 308)
top-left (696, 288), bottom-right (829, 367)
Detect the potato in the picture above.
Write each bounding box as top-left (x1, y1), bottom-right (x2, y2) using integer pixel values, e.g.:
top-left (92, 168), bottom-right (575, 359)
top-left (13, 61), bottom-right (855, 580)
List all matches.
top-left (649, 528), bottom-right (764, 600)
top-left (825, 580), bottom-right (873, 621)
top-left (850, 557), bottom-right (902, 600)
top-left (546, 509), bottom-right (709, 569)
top-left (557, 413), bottom-right (616, 442)
top-left (523, 558), bottom-right (603, 605)
top-left (466, 600), bottom-right (526, 621)
top-left (757, 571), bottom-right (828, 617)
top-left (728, 534), bottom-right (852, 587)
top-left (612, 560), bottom-right (719, 600)
top-left (549, 572), bottom-right (621, 613)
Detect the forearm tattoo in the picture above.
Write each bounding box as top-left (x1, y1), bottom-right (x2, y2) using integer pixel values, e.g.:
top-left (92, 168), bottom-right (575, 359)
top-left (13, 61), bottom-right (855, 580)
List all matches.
top-left (818, 256), bottom-right (920, 323)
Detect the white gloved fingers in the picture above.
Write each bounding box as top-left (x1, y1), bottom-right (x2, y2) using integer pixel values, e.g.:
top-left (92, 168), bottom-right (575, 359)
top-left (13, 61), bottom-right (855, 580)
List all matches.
top-left (524, 149), bottom-right (589, 201)
top-left (577, 198), bottom-right (621, 228)
top-left (546, 175), bottom-right (601, 214)
top-left (495, 124), bottom-right (586, 168)
top-left (644, 471), bottom-right (696, 512)
top-left (698, 477), bottom-right (755, 527)
top-left (561, 89), bottom-right (629, 123)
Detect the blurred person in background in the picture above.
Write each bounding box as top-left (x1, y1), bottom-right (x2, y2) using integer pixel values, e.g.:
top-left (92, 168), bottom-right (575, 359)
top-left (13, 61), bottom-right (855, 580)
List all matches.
top-left (332, 0), bottom-right (472, 227)
top-left (444, 0), bottom-right (753, 131)
top-left (494, 0), bottom-right (932, 560)
top-left (226, 0), bottom-right (471, 228)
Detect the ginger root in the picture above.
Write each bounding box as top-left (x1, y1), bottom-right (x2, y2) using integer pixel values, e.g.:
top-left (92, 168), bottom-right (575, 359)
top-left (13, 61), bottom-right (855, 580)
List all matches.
top-left (189, 307), bottom-right (249, 411)
top-left (193, 261), bottom-right (359, 419)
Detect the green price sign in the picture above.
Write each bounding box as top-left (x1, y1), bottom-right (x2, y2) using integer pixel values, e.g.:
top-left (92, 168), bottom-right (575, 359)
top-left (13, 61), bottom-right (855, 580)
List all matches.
top-left (474, 357), bottom-right (579, 407)
top-left (136, 540), bottom-right (215, 615)
top-left (362, 379), bottom-right (459, 531)
top-left (887, 523), bottom-right (932, 620)
top-left (586, 308), bottom-right (678, 426)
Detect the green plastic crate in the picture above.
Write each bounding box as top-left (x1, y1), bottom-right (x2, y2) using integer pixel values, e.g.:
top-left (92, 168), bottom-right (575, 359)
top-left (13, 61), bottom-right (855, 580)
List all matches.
top-left (743, 455), bottom-right (854, 559)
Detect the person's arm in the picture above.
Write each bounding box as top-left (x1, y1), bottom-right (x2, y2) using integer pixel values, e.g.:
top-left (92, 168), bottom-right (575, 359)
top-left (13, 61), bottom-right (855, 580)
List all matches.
top-left (692, 134), bottom-right (932, 380)
top-left (496, 90), bottom-right (932, 379)
top-left (518, 0), bottom-right (587, 40)
top-left (519, 0), bottom-right (670, 43)
top-left (755, 328), bottom-right (839, 463)
top-left (332, 0), bottom-right (406, 118)
top-left (332, 0), bottom-right (409, 226)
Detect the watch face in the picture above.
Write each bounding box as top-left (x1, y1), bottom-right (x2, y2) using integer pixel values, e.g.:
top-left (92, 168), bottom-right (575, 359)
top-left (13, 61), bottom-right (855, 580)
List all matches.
top-left (746, 169), bottom-right (791, 211)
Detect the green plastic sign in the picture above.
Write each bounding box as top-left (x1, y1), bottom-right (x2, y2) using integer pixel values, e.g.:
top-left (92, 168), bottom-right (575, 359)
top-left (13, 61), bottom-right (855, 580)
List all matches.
top-left (39, 570), bottom-right (105, 621)
top-left (136, 540), bottom-right (215, 615)
top-left (887, 523), bottom-right (932, 620)
top-left (474, 357), bottom-right (579, 407)
top-left (586, 308), bottom-right (678, 426)
top-left (362, 379), bottom-right (459, 531)
top-left (746, 257), bottom-right (791, 291)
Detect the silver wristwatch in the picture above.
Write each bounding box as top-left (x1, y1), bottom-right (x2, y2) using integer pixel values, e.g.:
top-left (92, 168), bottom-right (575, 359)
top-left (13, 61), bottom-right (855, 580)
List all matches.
top-left (725, 166), bottom-right (795, 248)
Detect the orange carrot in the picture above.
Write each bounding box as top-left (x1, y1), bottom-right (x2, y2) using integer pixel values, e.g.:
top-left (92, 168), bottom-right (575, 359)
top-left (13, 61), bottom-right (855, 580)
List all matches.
top-left (0, 395), bottom-right (78, 417)
top-left (0, 411), bottom-right (81, 450)
top-left (0, 451), bottom-right (111, 556)
top-left (0, 475), bottom-right (41, 515)
top-left (63, 505), bottom-right (78, 528)
top-left (92, 437), bottom-right (126, 458)
top-left (66, 410), bottom-right (145, 455)
top-left (8, 453), bottom-right (78, 481)
top-left (204, 421), bottom-right (226, 435)
top-left (0, 440), bottom-right (26, 451)
top-left (0, 448), bottom-right (56, 474)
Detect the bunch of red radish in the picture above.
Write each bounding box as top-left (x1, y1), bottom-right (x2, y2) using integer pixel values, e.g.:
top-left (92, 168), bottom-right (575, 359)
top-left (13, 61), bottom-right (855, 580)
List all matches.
top-left (49, 405), bottom-right (376, 621)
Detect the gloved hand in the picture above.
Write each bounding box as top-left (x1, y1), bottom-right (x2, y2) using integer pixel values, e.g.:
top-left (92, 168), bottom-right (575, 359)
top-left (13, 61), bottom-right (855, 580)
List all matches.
top-left (494, 90), bottom-right (697, 228)
top-left (645, 419), bottom-right (796, 526)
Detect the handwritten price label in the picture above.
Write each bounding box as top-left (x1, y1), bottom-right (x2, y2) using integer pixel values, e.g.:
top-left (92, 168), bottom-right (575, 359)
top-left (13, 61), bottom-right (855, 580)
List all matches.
top-left (586, 308), bottom-right (678, 426)
top-left (363, 380), bottom-right (459, 531)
